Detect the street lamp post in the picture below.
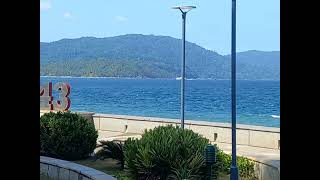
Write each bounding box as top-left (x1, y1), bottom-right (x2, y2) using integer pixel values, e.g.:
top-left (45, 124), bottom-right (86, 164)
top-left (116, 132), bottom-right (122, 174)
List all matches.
top-left (230, 0), bottom-right (239, 179)
top-left (172, 6), bottom-right (196, 129)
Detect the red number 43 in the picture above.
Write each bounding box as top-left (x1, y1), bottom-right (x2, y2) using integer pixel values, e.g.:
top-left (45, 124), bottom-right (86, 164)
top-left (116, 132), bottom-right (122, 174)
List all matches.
top-left (40, 82), bottom-right (71, 111)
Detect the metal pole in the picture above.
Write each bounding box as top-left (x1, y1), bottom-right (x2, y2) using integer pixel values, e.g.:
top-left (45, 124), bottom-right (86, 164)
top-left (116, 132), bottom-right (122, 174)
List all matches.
top-left (230, 0), bottom-right (239, 179)
top-left (181, 12), bottom-right (186, 129)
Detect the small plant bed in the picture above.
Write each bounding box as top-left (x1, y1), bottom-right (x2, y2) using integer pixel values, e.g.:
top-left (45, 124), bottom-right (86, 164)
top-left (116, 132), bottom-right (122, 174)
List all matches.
top-left (74, 125), bottom-right (257, 180)
top-left (73, 158), bottom-right (254, 180)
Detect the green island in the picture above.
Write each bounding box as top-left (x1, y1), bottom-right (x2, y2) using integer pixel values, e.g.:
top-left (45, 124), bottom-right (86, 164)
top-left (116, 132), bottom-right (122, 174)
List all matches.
top-left (41, 34), bottom-right (279, 80)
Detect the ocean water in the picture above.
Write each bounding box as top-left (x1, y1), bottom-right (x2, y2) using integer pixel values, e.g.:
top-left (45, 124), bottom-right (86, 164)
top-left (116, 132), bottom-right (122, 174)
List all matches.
top-left (40, 77), bottom-right (280, 127)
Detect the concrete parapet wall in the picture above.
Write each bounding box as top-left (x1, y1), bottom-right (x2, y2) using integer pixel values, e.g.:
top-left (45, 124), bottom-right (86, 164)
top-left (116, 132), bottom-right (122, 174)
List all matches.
top-left (40, 110), bottom-right (280, 149)
top-left (91, 113), bottom-right (280, 150)
top-left (40, 110), bottom-right (95, 122)
top-left (40, 156), bottom-right (116, 180)
top-left (254, 161), bottom-right (280, 180)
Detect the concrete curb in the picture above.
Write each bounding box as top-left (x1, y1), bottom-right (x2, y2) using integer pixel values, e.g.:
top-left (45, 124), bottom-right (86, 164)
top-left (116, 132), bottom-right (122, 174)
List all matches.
top-left (40, 156), bottom-right (116, 180)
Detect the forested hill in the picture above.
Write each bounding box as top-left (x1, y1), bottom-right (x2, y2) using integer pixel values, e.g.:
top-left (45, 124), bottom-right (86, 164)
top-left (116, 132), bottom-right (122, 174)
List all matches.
top-left (40, 34), bottom-right (279, 80)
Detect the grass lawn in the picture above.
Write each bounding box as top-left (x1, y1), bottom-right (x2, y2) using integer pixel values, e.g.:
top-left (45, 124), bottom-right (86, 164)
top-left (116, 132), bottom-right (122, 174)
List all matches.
top-left (73, 158), bottom-right (131, 180)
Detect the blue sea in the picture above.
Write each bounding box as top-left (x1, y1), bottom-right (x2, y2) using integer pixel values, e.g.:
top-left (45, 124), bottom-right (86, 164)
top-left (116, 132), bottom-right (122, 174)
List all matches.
top-left (40, 77), bottom-right (280, 128)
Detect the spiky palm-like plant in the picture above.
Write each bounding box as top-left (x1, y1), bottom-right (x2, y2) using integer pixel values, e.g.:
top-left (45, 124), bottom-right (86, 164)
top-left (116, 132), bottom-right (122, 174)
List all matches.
top-left (95, 140), bottom-right (125, 169)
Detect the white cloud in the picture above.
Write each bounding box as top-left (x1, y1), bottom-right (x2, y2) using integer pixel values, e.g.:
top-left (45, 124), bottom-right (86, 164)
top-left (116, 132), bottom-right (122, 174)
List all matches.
top-left (40, 0), bottom-right (51, 11)
top-left (114, 16), bottom-right (128, 22)
top-left (63, 12), bottom-right (72, 19)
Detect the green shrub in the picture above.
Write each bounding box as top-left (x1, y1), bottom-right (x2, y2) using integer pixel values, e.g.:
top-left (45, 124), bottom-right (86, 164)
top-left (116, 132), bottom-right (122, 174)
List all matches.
top-left (40, 111), bottom-right (98, 160)
top-left (124, 125), bottom-right (210, 180)
top-left (212, 148), bottom-right (232, 175)
top-left (213, 147), bottom-right (257, 179)
top-left (237, 156), bottom-right (256, 179)
top-left (95, 140), bottom-right (125, 169)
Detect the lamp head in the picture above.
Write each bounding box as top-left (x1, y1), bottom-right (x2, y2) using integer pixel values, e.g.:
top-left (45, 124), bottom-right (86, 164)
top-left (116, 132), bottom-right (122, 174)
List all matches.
top-left (172, 6), bottom-right (196, 13)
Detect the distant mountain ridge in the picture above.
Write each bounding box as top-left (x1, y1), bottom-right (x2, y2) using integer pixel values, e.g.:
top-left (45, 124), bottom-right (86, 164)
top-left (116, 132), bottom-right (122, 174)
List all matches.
top-left (40, 34), bottom-right (279, 80)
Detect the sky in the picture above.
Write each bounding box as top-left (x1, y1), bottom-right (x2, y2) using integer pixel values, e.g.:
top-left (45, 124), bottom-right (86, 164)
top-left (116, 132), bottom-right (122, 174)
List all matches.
top-left (40, 0), bottom-right (279, 55)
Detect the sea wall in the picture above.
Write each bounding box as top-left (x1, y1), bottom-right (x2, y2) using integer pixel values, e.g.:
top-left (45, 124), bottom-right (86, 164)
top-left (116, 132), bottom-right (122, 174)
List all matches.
top-left (40, 110), bottom-right (280, 149)
top-left (92, 113), bottom-right (280, 150)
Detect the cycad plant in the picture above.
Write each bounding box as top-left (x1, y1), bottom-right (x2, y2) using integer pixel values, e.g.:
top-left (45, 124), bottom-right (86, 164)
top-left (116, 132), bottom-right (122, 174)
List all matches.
top-left (124, 125), bottom-right (210, 180)
top-left (169, 153), bottom-right (206, 180)
top-left (94, 140), bottom-right (125, 169)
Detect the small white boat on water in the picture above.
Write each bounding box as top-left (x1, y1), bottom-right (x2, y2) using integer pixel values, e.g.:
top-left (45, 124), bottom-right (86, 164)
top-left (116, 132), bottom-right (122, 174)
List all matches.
top-left (271, 115), bottom-right (280, 119)
top-left (176, 77), bottom-right (197, 80)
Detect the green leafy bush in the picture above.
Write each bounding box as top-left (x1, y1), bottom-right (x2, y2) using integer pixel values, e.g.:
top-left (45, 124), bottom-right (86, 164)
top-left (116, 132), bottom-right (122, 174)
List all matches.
top-left (95, 140), bottom-right (125, 169)
top-left (124, 125), bottom-right (210, 180)
top-left (40, 111), bottom-right (98, 160)
top-left (212, 148), bottom-right (232, 175)
top-left (237, 156), bottom-right (257, 179)
top-left (213, 147), bottom-right (257, 179)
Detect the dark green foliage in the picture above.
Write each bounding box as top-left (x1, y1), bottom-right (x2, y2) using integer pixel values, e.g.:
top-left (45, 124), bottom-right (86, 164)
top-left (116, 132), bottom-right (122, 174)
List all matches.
top-left (168, 154), bottom-right (206, 180)
top-left (40, 59), bottom-right (179, 78)
top-left (123, 125), bottom-right (210, 180)
top-left (212, 148), bottom-right (232, 176)
top-left (95, 140), bottom-right (125, 169)
top-left (40, 34), bottom-right (279, 80)
top-left (40, 111), bottom-right (98, 160)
